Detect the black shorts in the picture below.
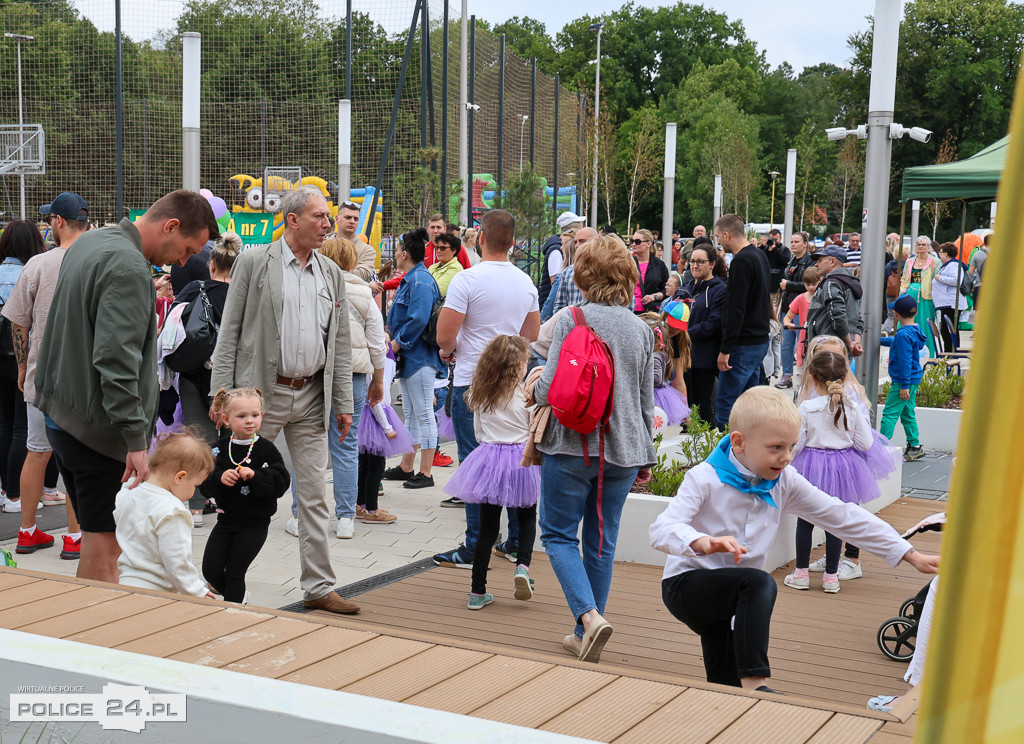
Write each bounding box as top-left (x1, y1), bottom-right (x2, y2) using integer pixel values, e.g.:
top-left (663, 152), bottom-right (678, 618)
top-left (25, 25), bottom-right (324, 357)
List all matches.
top-left (46, 427), bottom-right (124, 533)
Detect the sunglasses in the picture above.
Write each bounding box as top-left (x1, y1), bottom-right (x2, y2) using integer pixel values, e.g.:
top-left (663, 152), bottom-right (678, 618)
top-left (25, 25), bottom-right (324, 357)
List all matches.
top-left (340, 201), bottom-right (359, 210)
top-left (631, 238), bottom-right (647, 245)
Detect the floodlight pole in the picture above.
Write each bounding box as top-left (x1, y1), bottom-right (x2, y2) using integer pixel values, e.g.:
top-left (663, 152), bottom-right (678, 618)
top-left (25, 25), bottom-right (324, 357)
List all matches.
top-left (7, 33), bottom-right (33, 219)
top-left (713, 174), bottom-right (723, 230)
top-left (857, 0), bottom-right (902, 423)
top-left (115, 0), bottom-right (124, 217)
top-left (182, 33), bottom-right (201, 192)
top-left (661, 123), bottom-right (677, 256)
top-left (338, 100), bottom-right (351, 201)
top-left (458, 0), bottom-right (468, 224)
top-left (784, 149), bottom-right (797, 243)
top-left (589, 23), bottom-right (604, 229)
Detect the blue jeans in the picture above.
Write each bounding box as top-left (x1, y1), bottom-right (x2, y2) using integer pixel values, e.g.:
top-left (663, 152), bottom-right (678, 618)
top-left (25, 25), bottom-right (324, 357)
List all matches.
top-left (539, 453), bottom-right (639, 639)
top-left (451, 385), bottom-right (520, 552)
top-left (433, 384), bottom-right (447, 413)
top-left (291, 374), bottom-right (368, 519)
top-left (781, 328), bottom-right (797, 376)
top-left (399, 365), bottom-right (438, 450)
top-left (715, 342), bottom-right (769, 430)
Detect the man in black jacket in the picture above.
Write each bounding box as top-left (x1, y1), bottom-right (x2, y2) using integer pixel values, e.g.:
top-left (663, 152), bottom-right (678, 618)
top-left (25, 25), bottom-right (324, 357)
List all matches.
top-left (761, 228), bottom-right (791, 302)
top-left (714, 214), bottom-right (771, 429)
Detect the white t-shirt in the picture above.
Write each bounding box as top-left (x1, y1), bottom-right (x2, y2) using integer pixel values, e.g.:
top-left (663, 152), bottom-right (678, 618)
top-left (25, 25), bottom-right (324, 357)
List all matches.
top-left (548, 250), bottom-right (563, 277)
top-left (445, 261), bottom-right (539, 386)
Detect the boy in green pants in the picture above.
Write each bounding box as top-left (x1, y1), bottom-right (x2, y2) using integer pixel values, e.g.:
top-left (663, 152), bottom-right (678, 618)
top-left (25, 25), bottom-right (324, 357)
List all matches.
top-left (880, 295), bottom-right (927, 461)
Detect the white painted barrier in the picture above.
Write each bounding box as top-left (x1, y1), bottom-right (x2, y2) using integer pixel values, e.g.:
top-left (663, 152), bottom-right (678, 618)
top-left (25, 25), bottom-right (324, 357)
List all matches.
top-left (875, 404), bottom-right (961, 452)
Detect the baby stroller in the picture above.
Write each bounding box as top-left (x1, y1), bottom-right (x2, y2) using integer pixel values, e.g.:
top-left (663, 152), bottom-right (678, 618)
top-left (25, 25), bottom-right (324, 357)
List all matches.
top-left (876, 512), bottom-right (944, 661)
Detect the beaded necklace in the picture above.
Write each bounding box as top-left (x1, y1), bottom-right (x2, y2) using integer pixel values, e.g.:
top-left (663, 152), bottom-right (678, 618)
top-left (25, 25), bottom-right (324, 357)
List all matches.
top-left (229, 436), bottom-right (258, 470)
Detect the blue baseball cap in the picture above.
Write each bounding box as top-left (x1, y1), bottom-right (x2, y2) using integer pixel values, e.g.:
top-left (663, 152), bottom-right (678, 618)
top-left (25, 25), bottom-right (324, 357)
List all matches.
top-left (39, 192), bottom-right (89, 221)
top-left (815, 245), bottom-right (847, 262)
top-left (888, 294), bottom-right (918, 317)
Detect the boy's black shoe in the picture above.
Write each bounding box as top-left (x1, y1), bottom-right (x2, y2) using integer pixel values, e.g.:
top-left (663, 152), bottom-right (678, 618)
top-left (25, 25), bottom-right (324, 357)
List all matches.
top-left (383, 466), bottom-right (414, 481)
top-left (904, 445), bottom-right (925, 462)
top-left (755, 685), bottom-right (786, 695)
top-left (403, 472), bottom-right (434, 489)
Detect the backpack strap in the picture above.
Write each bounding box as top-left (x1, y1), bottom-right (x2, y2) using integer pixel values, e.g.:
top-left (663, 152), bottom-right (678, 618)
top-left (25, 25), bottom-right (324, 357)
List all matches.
top-left (570, 305), bottom-right (588, 328)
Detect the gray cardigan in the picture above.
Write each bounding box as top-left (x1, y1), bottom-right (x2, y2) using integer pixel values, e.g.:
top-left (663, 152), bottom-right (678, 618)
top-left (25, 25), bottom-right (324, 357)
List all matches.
top-left (534, 302), bottom-right (656, 468)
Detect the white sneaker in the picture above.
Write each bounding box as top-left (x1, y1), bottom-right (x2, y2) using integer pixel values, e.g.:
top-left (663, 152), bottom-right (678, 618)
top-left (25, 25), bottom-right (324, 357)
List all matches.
top-left (192, 512), bottom-right (204, 527)
top-left (284, 516), bottom-right (299, 537)
top-left (837, 558), bottom-right (863, 581)
top-left (808, 556), bottom-right (827, 572)
top-left (241, 589), bottom-right (251, 605)
top-left (823, 575), bottom-right (841, 594)
top-left (1, 498), bottom-right (42, 513)
top-left (335, 517), bottom-right (355, 539)
top-left (783, 572), bottom-right (809, 590)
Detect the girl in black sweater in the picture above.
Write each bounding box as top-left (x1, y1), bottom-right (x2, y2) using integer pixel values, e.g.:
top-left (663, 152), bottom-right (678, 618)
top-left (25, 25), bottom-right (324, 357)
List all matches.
top-left (202, 388), bottom-right (289, 603)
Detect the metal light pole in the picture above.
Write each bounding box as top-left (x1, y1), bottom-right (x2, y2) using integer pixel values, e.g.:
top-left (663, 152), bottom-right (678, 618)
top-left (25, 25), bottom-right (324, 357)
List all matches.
top-left (5, 33), bottom-right (34, 219)
top-left (784, 149), bottom-right (797, 243)
top-left (519, 114), bottom-right (529, 172)
top-left (769, 171), bottom-right (780, 230)
top-left (661, 123), bottom-right (677, 255)
top-left (458, 0), bottom-right (468, 224)
top-left (589, 22), bottom-right (604, 229)
top-left (182, 32), bottom-right (201, 192)
top-left (910, 199), bottom-right (920, 247)
top-left (713, 174), bottom-right (723, 231)
top-left (338, 99), bottom-right (351, 201)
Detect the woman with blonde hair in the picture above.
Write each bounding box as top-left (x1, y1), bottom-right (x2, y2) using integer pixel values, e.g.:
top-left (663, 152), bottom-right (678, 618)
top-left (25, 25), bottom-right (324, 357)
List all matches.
top-left (533, 234), bottom-right (656, 663)
top-left (629, 228), bottom-right (670, 313)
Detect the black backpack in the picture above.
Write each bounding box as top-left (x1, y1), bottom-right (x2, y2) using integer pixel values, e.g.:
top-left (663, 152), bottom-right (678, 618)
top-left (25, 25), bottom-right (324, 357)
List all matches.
top-left (421, 297), bottom-right (444, 349)
top-left (165, 282), bottom-right (218, 374)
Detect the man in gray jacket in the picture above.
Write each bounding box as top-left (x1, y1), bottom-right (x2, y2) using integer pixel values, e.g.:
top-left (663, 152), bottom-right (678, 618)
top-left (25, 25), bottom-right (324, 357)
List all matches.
top-left (211, 186), bottom-right (358, 614)
top-left (806, 245), bottom-right (865, 358)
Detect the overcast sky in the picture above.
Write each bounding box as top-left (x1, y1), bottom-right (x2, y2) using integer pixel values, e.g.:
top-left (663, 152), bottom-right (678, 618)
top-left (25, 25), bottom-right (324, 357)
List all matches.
top-left (72, 0), bottom-right (875, 72)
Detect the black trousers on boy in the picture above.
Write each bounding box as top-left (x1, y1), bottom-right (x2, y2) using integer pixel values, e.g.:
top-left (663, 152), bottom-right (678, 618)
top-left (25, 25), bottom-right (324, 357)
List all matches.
top-left (662, 567), bottom-right (777, 686)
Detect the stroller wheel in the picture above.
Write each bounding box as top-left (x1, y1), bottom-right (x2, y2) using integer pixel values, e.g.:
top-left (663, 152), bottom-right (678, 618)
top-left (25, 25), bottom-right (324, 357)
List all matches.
top-left (877, 617), bottom-right (917, 661)
top-left (899, 596), bottom-right (918, 619)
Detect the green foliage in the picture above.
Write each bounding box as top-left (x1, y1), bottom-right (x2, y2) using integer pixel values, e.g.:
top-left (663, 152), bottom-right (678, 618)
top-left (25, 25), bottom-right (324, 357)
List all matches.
top-left (503, 164), bottom-right (549, 248)
top-left (915, 366), bottom-right (967, 408)
top-left (648, 409), bottom-right (727, 497)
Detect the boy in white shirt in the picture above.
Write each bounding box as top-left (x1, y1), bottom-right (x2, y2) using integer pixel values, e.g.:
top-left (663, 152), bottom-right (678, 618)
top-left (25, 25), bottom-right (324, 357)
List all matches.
top-left (115, 432), bottom-right (217, 599)
top-left (649, 387), bottom-right (938, 693)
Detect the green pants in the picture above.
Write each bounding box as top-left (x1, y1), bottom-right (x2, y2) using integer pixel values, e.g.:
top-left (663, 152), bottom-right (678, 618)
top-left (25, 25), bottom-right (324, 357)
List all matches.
top-left (880, 383), bottom-right (919, 447)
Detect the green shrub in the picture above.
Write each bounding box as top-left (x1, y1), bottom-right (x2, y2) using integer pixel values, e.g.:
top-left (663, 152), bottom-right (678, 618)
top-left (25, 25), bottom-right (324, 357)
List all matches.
top-left (912, 366), bottom-right (966, 408)
top-left (648, 410), bottom-right (727, 497)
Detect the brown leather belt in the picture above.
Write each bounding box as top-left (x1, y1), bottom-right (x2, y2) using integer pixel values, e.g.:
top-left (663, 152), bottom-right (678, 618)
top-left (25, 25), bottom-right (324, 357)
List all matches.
top-left (276, 373), bottom-right (320, 390)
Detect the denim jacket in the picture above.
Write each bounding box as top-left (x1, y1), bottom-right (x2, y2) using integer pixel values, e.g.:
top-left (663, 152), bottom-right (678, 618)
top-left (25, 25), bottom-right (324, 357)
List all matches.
top-left (386, 262), bottom-right (443, 378)
top-left (0, 257), bottom-right (24, 305)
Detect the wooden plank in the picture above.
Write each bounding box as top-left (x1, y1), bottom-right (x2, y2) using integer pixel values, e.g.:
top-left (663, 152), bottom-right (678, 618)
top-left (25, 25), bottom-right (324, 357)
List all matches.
top-left (805, 714), bottom-right (882, 743)
top-left (710, 700), bottom-right (832, 744)
top-left (541, 677), bottom-right (685, 742)
top-left (865, 733), bottom-right (913, 743)
top-left (169, 616), bottom-right (315, 667)
top-left (280, 635), bottom-right (431, 688)
top-left (67, 602), bottom-right (221, 647)
top-left (31, 593), bottom-right (172, 638)
top-left (0, 579), bottom-right (81, 610)
top-left (614, 688), bottom-right (756, 744)
top-left (404, 655), bottom-right (553, 715)
top-left (226, 625), bottom-right (374, 677)
top-left (116, 607), bottom-right (274, 657)
top-left (343, 645), bottom-right (488, 701)
top-left (471, 666), bottom-right (618, 729)
top-left (0, 571), bottom-right (39, 591)
top-left (0, 585), bottom-right (123, 628)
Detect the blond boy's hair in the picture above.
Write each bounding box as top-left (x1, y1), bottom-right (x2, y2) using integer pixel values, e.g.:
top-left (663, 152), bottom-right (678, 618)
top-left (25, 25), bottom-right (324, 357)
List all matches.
top-left (729, 387), bottom-right (802, 433)
top-left (149, 429), bottom-right (215, 479)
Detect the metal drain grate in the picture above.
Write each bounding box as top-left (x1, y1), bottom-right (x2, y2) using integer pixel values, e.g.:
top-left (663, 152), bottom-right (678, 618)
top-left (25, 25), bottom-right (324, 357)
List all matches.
top-left (277, 556), bottom-right (437, 613)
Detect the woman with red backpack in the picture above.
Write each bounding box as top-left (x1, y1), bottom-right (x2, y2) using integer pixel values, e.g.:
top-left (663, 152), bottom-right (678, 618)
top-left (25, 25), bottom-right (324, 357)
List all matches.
top-left (533, 234), bottom-right (657, 664)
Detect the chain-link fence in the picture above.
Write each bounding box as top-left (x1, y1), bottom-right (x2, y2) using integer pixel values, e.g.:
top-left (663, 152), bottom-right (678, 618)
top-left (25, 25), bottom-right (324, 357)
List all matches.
top-left (1, 0), bottom-right (580, 244)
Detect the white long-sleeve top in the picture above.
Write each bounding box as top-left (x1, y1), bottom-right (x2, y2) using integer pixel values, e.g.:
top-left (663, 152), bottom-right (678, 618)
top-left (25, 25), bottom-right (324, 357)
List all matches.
top-left (795, 393), bottom-right (873, 454)
top-left (649, 452), bottom-right (913, 580)
top-left (114, 481), bottom-right (208, 598)
top-left (931, 259), bottom-right (969, 310)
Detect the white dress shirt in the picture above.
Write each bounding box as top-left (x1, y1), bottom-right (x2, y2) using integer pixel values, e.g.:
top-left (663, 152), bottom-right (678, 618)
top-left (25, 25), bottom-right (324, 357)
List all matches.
top-left (279, 236), bottom-right (330, 377)
top-left (795, 393), bottom-right (874, 453)
top-left (649, 452), bottom-right (913, 580)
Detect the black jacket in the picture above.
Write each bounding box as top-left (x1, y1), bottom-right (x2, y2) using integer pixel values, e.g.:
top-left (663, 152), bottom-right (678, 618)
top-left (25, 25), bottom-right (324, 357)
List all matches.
top-left (676, 276), bottom-right (728, 369)
top-left (634, 255), bottom-right (670, 313)
top-left (761, 241), bottom-right (791, 289)
top-left (202, 435), bottom-right (290, 527)
top-left (720, 245), bottom-right (771, 353)
top-left (538, 235), bottom-right (563, 307)
top-left (806, 268), bottom-right (865, 343)
top-left (780, 252), bottom-right (816, 313)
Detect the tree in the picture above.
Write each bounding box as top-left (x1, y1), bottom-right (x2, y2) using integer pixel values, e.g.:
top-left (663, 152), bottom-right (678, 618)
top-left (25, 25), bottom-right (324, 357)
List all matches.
top-left (791, 123), bottom-right (835, 232)
top-left (503, 164), bottom-right (549, 251)
top-left (920, 132), bottom-right (958, 237)
top-left (617, 106), bottom-right (663, 235)
top-left (492, 17), bottom-right (557, 73)
top-left (829, 138), bottom-right (865, 234)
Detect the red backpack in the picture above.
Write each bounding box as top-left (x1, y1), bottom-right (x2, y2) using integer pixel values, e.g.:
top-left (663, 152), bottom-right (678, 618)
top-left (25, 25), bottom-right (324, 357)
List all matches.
top-left (547, 307), bottom-right (616, 554)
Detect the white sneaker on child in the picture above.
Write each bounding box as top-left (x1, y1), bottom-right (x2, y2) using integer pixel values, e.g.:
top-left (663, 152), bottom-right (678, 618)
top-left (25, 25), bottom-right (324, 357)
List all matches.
top-left (823, 574), bottom-right (841, 594)
top-left (284, 517), bottom-right (299, 537)
top-left (784, 572), bottom-right (809, 590)
top-left (808, 556), bottom-right (827, 572)
top-left (837, 558), bottom-right (863, 580)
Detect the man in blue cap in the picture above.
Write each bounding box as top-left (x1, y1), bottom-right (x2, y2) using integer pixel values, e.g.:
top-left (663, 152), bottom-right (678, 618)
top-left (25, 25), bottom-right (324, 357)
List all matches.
top-left (806, 245), bottom-right (865, 358)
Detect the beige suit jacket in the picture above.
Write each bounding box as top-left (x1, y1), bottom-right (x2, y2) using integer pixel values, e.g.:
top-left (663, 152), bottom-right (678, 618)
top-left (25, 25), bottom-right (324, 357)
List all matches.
top-left (211, 239), bottom-right (354, 425)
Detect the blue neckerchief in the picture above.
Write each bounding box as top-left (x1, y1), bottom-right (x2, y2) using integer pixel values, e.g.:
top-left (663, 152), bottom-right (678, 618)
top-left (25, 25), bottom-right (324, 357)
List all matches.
top-left (705, 438), bottom-right (779, 509)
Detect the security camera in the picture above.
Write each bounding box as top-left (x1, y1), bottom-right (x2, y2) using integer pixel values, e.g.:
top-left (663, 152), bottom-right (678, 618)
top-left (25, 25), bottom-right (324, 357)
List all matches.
top-left (908, 127), bottom-right (932, 143)
top-left (825, 127), bottom-right (848, 142)
top-left (853, 125), bottom-right (868, 139)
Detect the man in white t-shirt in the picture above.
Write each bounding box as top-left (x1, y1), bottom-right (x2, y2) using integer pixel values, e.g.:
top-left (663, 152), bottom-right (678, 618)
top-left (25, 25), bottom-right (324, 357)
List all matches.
top-left (433, 209), bottom-right (540, 568)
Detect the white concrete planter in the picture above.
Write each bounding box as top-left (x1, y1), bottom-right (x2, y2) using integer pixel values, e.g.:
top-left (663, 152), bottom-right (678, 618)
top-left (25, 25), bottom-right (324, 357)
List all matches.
top-left (875, 404), bottom-right (962, 451)
top-left (614, 467), bottom-right (902, 572)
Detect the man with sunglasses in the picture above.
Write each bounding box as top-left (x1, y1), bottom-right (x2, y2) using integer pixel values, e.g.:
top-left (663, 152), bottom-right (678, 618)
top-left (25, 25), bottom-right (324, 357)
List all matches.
top-left (336, 200), bottom-right (377, 283)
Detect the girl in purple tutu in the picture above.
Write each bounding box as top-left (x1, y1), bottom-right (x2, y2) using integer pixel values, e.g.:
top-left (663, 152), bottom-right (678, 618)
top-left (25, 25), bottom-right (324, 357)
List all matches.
top-left (786, 351), bottom-right (889, 595)
top-left (357, 345), bottom-right (414, 524)
top-left (646, 304), bottom-right (691, 427)
top-left (443, 335), bottom-right (540, 611)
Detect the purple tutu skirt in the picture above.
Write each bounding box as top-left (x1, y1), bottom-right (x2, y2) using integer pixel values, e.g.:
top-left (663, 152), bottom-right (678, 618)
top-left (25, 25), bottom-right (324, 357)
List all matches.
top-left (858, 429), bottom-right (902, 481)
top-left (436, 408), bottom-right (456, 441)
top-left (443, 442), bottom-right (540, 508)
top-left (792, 446), bottom-right (881, 504)
top-left (653, 385), bottom-right (690, 426)
top-left (358, 405), bottom-right (414, 457)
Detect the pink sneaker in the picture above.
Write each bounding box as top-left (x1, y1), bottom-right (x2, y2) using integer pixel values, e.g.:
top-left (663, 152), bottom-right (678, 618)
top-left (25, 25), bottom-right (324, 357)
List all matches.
top-left (823, 573), bottom-right (840, 594)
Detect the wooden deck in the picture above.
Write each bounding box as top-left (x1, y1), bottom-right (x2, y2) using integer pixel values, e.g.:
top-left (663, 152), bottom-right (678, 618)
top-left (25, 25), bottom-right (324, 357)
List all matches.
top-left (0, 496), bottom-right (941, 743)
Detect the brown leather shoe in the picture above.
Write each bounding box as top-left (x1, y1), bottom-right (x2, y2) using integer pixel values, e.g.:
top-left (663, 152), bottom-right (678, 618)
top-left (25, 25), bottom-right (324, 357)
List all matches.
top-left (303, 590), bottom-right (360, 615)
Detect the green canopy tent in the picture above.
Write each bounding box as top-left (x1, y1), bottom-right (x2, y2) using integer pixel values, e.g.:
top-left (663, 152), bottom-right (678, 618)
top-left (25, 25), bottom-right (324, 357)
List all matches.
top-left (901, 136), bottom-right (1008, 202)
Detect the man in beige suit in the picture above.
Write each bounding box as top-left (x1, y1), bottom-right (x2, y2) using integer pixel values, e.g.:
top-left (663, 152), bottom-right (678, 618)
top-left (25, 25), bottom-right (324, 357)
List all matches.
top-left (211, 186), bottom-right (359, 614)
